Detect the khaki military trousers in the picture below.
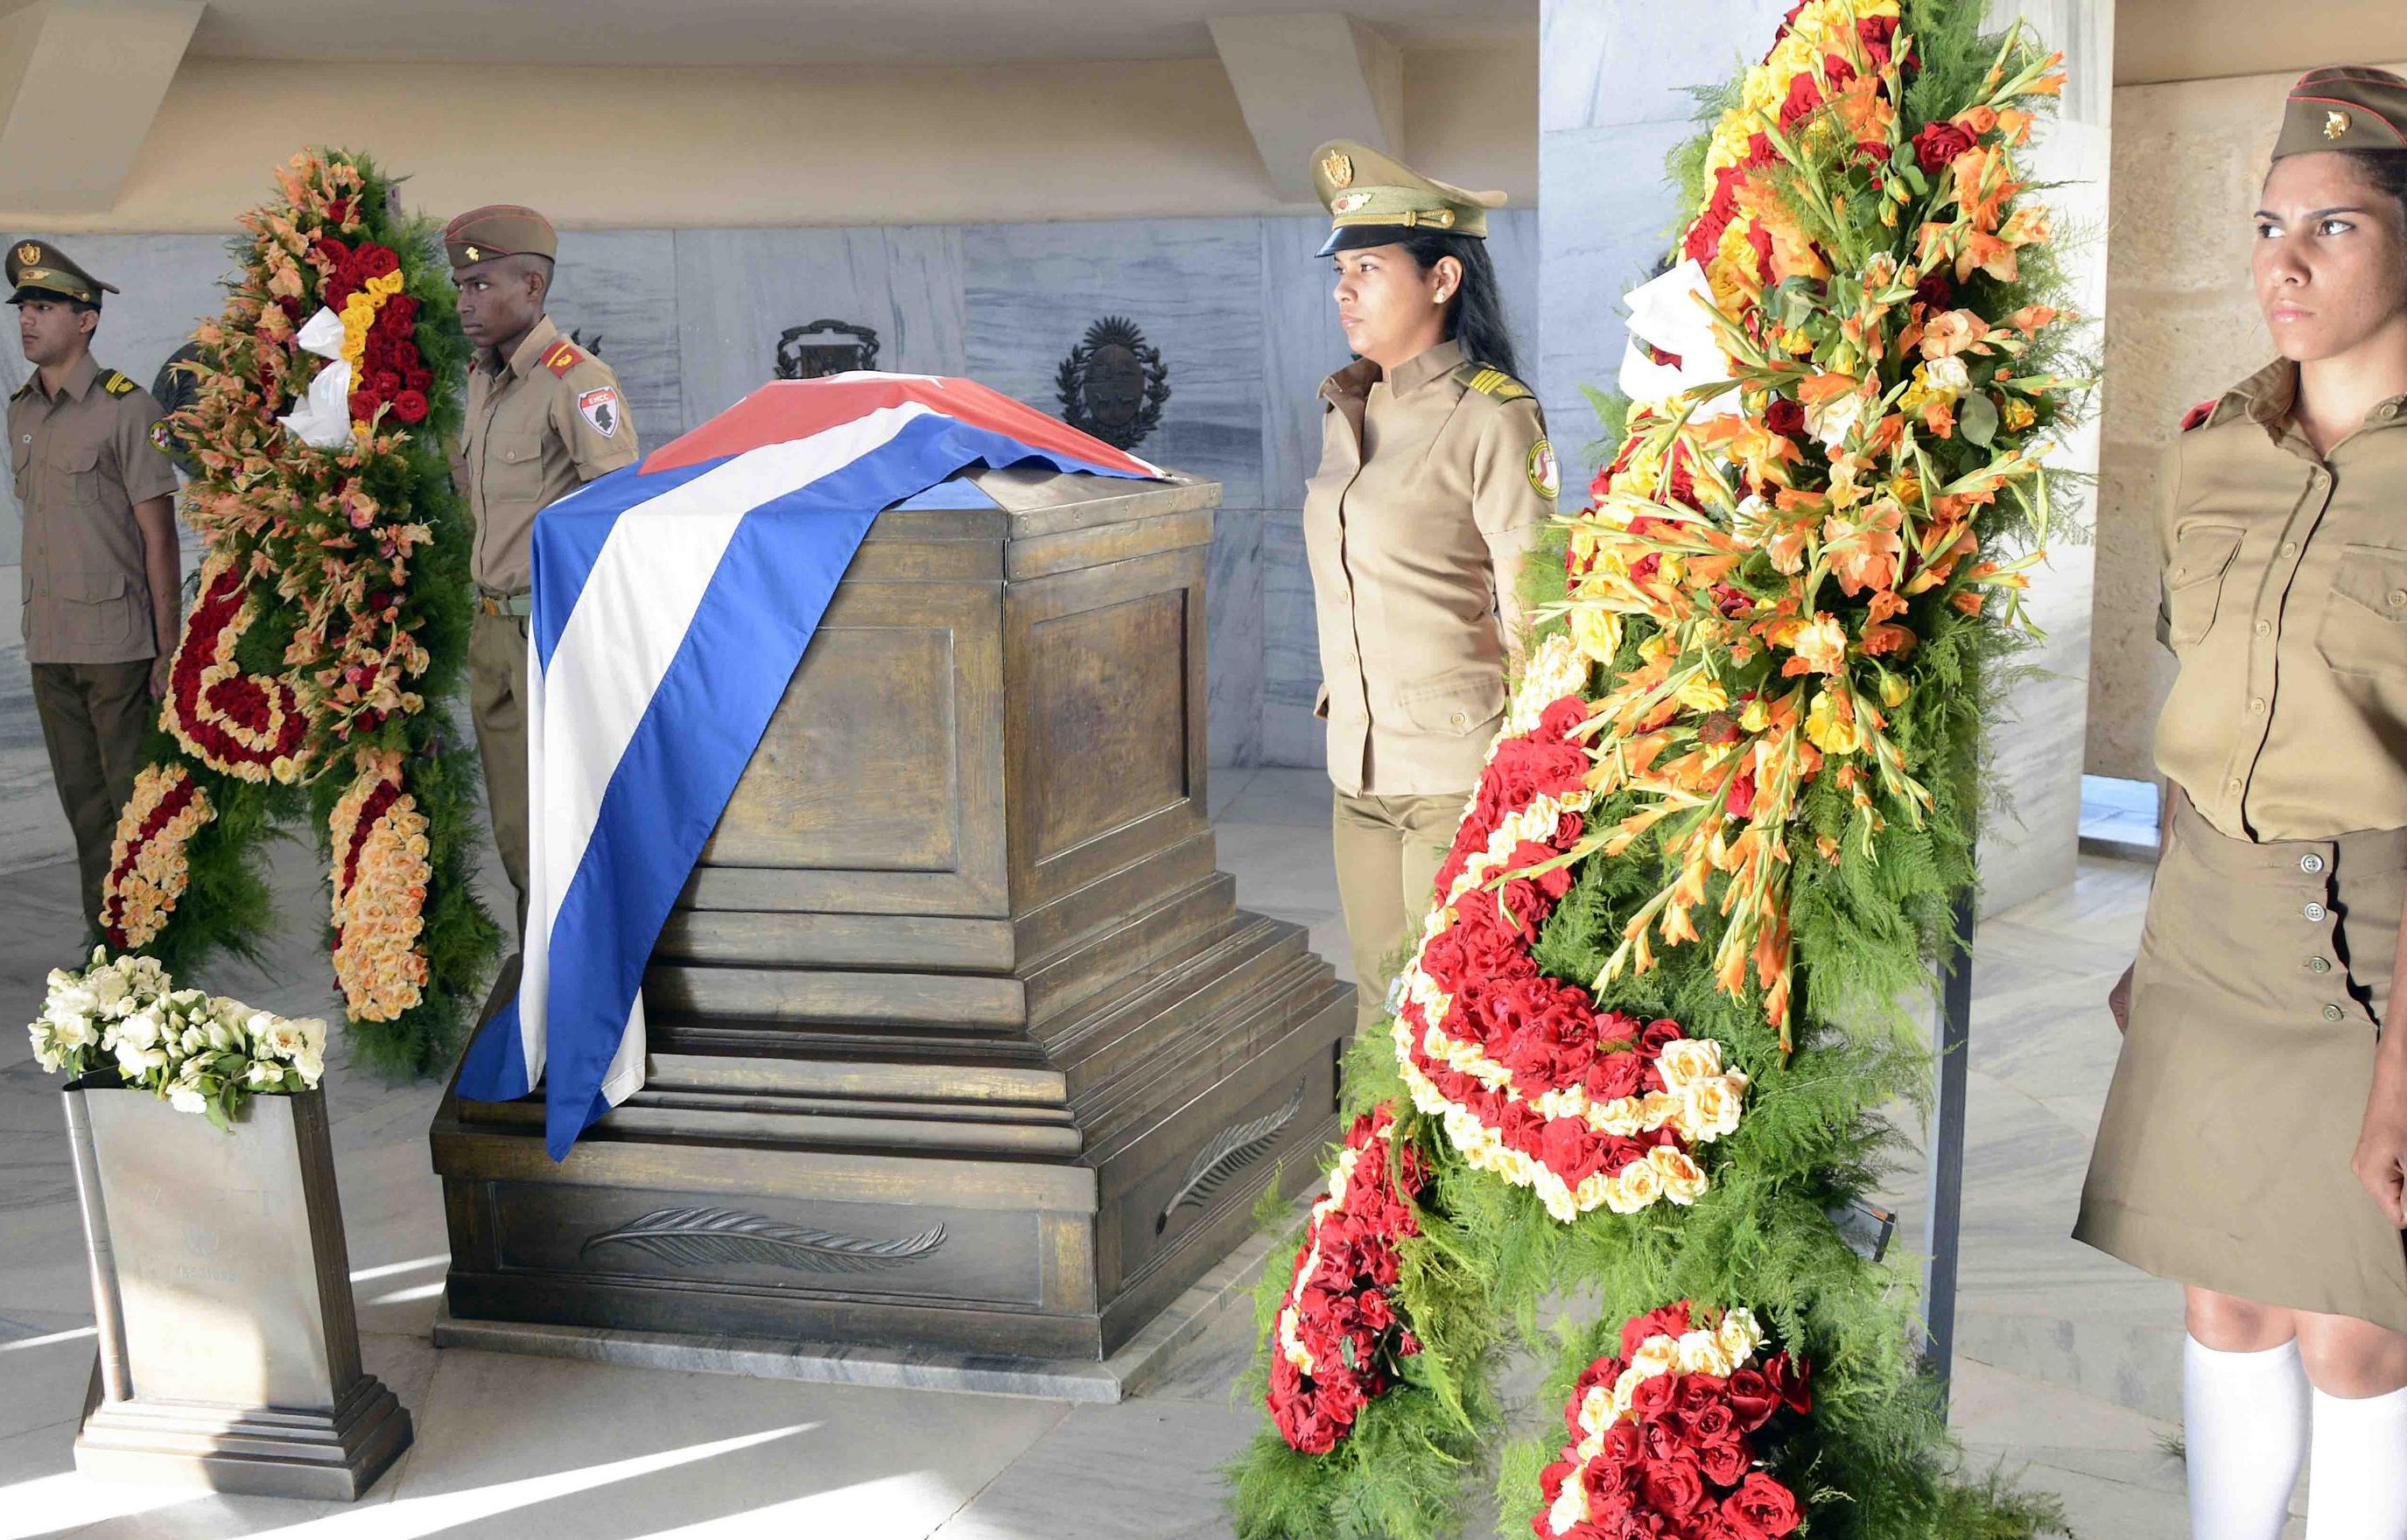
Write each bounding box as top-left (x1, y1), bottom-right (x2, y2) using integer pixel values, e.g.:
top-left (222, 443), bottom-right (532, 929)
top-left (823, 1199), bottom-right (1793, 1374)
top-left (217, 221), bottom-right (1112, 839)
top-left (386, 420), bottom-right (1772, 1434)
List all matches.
top-left (31, 659), bottom-right (153, 928)
top-left (469, 611), bottom-right (530, 1020)
top-left (1332, 788), bottom-right (1469, 1033)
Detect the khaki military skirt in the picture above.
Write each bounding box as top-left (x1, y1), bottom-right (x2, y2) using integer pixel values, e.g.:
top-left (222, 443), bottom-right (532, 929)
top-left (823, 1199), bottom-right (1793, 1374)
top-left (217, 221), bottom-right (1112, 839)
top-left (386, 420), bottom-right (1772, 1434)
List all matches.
top-left (2076, 798), bottom-right (2407, 1333)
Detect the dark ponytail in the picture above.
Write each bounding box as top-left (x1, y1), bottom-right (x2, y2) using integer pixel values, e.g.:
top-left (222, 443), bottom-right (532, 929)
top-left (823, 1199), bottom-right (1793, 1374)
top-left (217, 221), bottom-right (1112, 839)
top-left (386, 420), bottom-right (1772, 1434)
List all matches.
top-left (1399, 229), bottom-right (1518, 380)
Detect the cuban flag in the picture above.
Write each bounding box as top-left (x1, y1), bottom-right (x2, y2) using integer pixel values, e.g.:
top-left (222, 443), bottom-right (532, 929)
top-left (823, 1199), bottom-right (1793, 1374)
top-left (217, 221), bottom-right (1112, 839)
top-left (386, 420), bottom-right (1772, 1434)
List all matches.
top-left (457, 374), bottom-right (1162, 1158)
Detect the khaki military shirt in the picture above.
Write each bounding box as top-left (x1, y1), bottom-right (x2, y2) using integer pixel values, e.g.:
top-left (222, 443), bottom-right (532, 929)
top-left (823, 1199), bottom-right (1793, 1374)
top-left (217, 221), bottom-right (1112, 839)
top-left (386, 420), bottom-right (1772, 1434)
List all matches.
top-left (460, 314), bottom-right (638, 593)
top-left (11, 354), bottom-right (178, 665)
top-left (2153, 359), bottom-right (2407, 841)
top-left (1304, 338), bottom-right (1554, 796)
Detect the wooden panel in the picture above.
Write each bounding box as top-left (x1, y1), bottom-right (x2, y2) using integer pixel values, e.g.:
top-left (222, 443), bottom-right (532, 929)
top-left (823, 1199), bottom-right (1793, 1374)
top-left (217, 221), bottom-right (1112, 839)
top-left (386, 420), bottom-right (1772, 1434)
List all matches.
top-left (704, 625), bottom-right (958, 872)
top-left (1028, 591), bottom-right (1189, 861)
top-left (488, 1184), bottom-right (1049, 1307)
top-left (684, 575), bottom-right (1009, 919)
top-left (1006, 548), bottom-right (1211, 914)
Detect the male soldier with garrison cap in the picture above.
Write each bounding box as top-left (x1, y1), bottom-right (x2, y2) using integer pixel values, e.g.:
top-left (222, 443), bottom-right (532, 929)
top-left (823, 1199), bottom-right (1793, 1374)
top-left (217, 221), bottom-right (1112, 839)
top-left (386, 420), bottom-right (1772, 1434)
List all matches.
top-left (446, 204), bottom-right (638, 997)
top-left (9, 239), bottom-right (181, 927)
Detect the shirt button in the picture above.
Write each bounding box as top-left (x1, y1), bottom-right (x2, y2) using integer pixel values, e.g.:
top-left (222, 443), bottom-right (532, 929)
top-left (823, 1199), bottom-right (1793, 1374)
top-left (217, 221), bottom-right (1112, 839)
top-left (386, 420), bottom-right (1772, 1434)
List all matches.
top-left (2307, 956), bottom-right (2332, 974)
top-left (2301, 852), bottom-right (2326, 874)
top-left (2324, 1004), bottom-right (2347, 1022)
top-left (2249, 697), bottom-right (2266, 714)
top-left (2255, 620), bottom-right (2272, 636)
top-left (2390, 591), bottom-right (2407, 609)
top-left (2305, 901), bottom-right (2328, 921)
top-left (1449, 710), bottom-right (1470, 730)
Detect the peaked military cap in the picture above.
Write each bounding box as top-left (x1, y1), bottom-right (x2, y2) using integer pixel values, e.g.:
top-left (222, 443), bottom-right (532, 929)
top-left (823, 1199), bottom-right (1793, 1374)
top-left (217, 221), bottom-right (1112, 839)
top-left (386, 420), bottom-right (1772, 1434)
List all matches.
top-left (5, 239), bottom-right (116, 308)
top-left (2274, 66), bottom-right (2407, 159)
top-left (444, 204), bottom-right (558, 269)
top-left (1310, 140), bottom-right (1505, 258)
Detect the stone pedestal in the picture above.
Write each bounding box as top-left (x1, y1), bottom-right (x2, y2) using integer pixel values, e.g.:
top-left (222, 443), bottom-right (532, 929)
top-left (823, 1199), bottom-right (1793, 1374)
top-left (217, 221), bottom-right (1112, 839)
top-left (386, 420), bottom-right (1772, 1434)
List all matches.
top-left (432, 465), bottom-right (1352, 1363)
top-left (66, 1082), bottom-right (411, 1501)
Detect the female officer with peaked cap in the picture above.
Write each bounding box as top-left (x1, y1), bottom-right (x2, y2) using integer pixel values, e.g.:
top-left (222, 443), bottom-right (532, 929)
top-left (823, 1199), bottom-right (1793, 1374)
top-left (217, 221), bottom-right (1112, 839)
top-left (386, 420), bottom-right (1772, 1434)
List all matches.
top-left (2075, 66), bottom-right (2407, 1540)
top-left (1300, 140), bottom-right (1554, 1033)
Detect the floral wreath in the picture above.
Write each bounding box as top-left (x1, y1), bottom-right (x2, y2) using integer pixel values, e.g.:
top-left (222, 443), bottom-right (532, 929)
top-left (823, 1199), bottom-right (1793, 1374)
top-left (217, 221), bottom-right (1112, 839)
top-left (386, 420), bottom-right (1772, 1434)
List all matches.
top-left (95, 149), bottom-right (495, 1074)
top-left (1233, 3), bottom-right (2081, 1534)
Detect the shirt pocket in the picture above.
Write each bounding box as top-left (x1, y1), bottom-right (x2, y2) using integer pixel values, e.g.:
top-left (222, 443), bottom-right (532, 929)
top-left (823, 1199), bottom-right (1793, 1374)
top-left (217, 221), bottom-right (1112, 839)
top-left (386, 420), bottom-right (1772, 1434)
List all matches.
top-left (2313, 542), bottom-right (2407, 678)
top-left (52, 443), bottom-right (102, 505)
top-left (53, 569), bottom-right (142, 650)
top-left (482, 431), bottom-right (547, 508)
top-left (2164, 523), bottom-right (2243, 650)
top-left (1395, 666), bottom-right (1505, 737)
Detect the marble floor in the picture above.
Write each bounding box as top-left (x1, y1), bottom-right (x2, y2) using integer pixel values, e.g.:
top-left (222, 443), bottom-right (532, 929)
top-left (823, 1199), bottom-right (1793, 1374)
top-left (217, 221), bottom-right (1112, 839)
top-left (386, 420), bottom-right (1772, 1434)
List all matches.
top-left (0, 769), bottom-right (2261, 1538)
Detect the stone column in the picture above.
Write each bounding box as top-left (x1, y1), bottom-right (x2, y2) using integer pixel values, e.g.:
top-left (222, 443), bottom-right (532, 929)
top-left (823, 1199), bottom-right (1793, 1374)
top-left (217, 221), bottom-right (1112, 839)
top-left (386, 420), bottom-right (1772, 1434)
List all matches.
top-left (1537, 0), bottom-right (2116, 915)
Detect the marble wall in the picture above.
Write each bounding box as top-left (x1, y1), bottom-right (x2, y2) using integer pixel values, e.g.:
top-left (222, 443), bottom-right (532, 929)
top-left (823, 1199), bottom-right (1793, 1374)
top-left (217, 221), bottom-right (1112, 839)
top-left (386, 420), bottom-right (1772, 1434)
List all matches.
top-left (1536, 0), bottom-right (2115, 916)
top-left (0, 211), bottom-right (1541, 868)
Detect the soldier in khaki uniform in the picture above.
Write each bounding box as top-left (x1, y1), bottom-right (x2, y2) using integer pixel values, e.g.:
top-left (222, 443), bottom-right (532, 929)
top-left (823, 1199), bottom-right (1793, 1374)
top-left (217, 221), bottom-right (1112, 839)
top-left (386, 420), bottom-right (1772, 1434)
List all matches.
top-left (2075, 69), bottom-right (2407, 1538)
top-left (9, 240), bottom-right (180, 926)
top-left (446, 205), bottom-right (638, 984)
top-left (1300, 142), bottom-right (1555, 1031)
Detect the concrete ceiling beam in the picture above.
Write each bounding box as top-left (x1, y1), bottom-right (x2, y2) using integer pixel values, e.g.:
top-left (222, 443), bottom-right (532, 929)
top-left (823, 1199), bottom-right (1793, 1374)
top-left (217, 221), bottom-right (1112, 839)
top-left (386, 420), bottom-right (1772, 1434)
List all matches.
top-left (1208, 10), bottom-right (1401, 204)
top-left (0, 0), bottom-right (201, 214)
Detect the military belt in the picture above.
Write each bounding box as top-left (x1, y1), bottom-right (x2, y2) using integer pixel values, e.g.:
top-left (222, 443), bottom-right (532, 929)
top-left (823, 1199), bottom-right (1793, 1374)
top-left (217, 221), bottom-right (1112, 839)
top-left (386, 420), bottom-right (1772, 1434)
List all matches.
top-left (477, 590), bottom-right (533, 619)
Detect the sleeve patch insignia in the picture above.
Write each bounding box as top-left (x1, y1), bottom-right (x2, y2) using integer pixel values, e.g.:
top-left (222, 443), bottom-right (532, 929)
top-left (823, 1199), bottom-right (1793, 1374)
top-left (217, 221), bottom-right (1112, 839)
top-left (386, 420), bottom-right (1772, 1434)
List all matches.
top-left (541, 340), bottom-right (582, 378)
top-left (148, 420), bottom-right (174, 454)
top-left (578, 385), bottom-right (620, 438)
top-left (1526, 437), bottom-right (1560, 500)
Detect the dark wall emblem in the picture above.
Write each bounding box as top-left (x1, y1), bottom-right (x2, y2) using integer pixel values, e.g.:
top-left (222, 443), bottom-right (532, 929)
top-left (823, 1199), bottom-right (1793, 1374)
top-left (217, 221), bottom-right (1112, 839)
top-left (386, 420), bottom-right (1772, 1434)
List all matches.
top-left (149, 341), bottom-right (206, 477)
top-left (1056, 315), bottom-right (1169, 450)
top-left (775, 318), bottom-right (881, 380)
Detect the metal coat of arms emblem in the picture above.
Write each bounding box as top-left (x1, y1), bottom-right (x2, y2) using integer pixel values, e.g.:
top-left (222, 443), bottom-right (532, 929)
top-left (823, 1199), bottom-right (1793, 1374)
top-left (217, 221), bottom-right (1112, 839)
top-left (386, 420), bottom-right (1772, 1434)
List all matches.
top-left (1056, 316), bottom-right (1169, 451)
top-left (775, 318), bottom-right (881, 380)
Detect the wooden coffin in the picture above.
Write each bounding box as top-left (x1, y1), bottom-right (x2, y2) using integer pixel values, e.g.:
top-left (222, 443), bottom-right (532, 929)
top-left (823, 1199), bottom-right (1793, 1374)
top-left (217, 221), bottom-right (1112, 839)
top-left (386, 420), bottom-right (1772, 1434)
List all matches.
top-left (432, 465), bottom-right (1352, 1360)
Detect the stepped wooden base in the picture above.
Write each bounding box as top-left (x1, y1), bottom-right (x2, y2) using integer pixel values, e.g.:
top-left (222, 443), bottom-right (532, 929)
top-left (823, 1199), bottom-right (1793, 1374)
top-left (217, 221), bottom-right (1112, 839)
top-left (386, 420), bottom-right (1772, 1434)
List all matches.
top-left (434, 907), bottom-right (1351, 1362)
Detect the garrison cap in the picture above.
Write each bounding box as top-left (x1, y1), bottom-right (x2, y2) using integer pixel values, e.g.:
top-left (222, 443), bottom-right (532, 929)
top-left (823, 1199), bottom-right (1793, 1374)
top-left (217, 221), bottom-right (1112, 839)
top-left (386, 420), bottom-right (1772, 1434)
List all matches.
top-left (5, 239), bottom-right (116, 308)
top-left (2274, 66), bottom-right (2407, 159)
top-left (444, 204), bottom-right (558, 269)
top-left (1310, 140), bottom-right (1505, 258)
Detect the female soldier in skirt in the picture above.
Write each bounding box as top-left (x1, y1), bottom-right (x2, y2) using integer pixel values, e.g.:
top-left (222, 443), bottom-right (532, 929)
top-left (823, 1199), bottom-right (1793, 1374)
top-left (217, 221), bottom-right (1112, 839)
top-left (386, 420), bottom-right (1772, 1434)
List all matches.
top-left (1299, 142), bottom-right (1553, 1033)
top-left (2078, 67), bottom-right (2407, 1540)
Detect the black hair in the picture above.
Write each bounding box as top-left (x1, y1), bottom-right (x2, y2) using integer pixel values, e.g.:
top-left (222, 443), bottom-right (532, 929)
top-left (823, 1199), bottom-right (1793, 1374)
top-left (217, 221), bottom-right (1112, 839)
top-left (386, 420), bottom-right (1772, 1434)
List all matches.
top-left (2338, 150), bottom-right (2407, 297)
top-left (2340, 148), bottom-right (2407, 231)
top-left (1396, 229), bottom-right (1518, 379)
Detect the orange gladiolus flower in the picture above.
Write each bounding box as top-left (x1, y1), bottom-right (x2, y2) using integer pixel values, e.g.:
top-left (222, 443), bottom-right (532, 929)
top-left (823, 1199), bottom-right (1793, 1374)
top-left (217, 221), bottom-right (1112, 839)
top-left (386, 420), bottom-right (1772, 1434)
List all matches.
top-left (1783, 613), bottom-right (1849, 676)
top-left (1823, 500), bottom-right (1905, 596)
top-left (1861, 620), bottom-right (1918, 656)
top-left (1919, 308), bottom-right (1989, 358)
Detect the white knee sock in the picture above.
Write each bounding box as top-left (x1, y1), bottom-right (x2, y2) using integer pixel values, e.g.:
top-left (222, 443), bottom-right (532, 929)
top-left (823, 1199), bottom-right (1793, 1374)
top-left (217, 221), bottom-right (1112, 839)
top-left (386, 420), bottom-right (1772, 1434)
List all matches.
top-left (2186, 1335), bottom-right (2309, 1540)
top-left (2306, 1383), bottom-right (2407, 1540)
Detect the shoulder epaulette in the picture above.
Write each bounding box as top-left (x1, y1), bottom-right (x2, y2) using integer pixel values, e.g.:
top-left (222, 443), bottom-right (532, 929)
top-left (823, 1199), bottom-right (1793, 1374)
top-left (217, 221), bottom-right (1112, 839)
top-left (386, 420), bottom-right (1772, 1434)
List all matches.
top-left (2179, 399), bottom-right (2218, 433)
top-left (537, 339), bottom-right (584, 378)
top-left (100, 368), bottom-right (137, 397)
top-left (1452, 361), bottom-right (1533, 402)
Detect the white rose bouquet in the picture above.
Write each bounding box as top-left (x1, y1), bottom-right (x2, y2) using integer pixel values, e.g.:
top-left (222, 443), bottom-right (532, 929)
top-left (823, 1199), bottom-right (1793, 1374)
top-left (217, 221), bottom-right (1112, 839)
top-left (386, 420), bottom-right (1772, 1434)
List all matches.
top-left (28, 948), bottom-right (326, 1129)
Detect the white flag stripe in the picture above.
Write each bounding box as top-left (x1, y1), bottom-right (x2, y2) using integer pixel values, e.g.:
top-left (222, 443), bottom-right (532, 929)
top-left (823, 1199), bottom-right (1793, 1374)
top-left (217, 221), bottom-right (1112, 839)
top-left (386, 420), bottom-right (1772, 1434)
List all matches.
top-left (515, 401), bottom-right (937, 1090)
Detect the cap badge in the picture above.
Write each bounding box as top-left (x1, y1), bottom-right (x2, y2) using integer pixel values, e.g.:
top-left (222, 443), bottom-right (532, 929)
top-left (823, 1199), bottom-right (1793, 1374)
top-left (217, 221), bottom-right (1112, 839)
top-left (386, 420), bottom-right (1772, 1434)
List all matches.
top-left (14, 242), bottom-right (38, 266)
top-left (2326, 109), bottom-right (2352, 140)
top-left (463, 244), bottom-right (481, 262)
top-left (1331, 190), bottom-right (1372, 215)
top-left (1320, 150), bottom-right (1353, 190)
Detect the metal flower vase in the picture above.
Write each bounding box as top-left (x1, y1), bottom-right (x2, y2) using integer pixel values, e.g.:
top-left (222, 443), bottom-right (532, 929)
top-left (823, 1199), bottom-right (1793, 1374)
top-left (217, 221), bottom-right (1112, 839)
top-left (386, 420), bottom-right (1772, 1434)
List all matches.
top-left (62, 1076), bottom-right (411, 1500)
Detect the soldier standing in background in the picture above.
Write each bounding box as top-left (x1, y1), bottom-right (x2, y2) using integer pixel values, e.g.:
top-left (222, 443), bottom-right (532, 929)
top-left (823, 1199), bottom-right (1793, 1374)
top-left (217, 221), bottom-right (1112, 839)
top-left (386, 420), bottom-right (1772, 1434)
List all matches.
top-left (10, 240), bottom-right (180, 928)
top-left (445, 206), bottom-right (639, 1009)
